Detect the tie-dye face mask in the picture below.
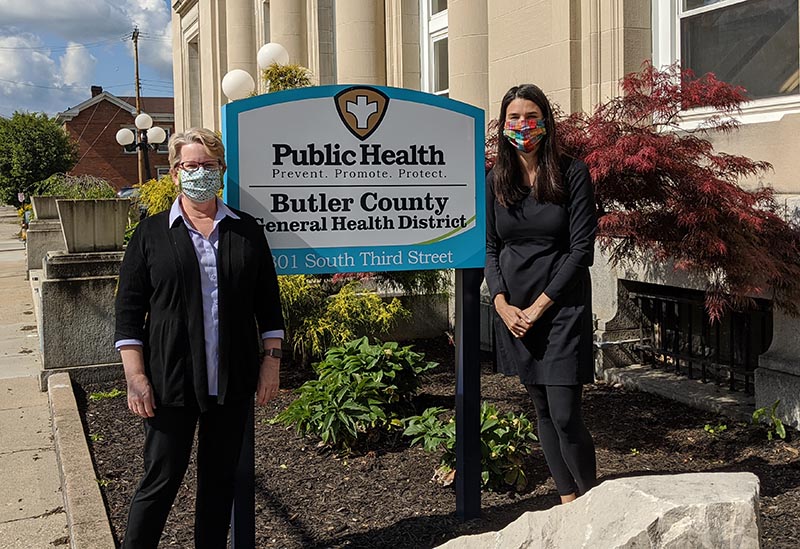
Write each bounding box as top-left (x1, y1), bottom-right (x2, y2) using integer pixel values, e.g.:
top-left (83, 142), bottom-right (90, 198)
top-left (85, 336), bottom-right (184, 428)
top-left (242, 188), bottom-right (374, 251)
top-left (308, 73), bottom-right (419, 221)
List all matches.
top-left (503, 118), bottom-right (547, 153)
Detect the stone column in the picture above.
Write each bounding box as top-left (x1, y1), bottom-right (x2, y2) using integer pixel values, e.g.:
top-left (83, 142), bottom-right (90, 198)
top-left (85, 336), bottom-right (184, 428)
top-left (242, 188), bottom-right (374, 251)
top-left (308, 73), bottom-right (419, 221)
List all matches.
top-left (271, 0), bottom-right (307, 65)
top-left (448, 0), bottom-right (489, 118)
top-left (335, 0), bottom-right (386, 85)
top-left (756, 309), bottom-right (800, 429)
top-left (225, 0), bottom-right (257, 75)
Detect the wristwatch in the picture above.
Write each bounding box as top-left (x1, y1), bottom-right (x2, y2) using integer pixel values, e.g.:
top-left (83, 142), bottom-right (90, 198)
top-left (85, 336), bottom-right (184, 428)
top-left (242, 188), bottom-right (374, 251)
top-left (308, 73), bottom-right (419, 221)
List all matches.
top-left (264, 347), bottom-right (283, 359)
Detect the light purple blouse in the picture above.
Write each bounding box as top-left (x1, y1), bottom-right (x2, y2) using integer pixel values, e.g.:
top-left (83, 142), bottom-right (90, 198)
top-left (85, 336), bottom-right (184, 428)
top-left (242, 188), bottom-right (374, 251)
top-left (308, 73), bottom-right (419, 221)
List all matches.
top-left (115, 196), bottom-right (284, 396)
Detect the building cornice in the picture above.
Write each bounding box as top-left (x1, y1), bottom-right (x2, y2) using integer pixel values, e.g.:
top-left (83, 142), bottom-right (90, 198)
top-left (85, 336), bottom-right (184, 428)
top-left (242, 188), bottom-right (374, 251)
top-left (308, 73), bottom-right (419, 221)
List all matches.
top-left (173, 0), bottom-right (197, 17)
top-left (55, 92), bottom-right (137, 124)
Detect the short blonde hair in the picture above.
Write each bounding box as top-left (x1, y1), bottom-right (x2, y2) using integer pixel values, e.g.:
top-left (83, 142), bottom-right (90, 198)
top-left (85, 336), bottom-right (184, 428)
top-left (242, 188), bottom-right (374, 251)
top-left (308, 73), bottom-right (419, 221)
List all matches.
top-left (168, 128), bottom-right (226, 170)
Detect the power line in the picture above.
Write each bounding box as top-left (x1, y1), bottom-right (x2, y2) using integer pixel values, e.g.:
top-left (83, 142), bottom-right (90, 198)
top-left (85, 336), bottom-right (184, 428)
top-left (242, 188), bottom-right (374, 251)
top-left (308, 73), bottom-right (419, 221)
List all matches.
top-left (0, 77), bottom-right (88, 90)
top-left (0, 35), bottom-right (129, 52)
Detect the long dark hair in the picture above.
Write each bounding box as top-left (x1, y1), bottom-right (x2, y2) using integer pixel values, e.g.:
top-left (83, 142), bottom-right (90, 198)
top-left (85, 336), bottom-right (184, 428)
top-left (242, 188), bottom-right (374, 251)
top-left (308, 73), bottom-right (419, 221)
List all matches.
top-left (493, 84), bottom-right (566, 207)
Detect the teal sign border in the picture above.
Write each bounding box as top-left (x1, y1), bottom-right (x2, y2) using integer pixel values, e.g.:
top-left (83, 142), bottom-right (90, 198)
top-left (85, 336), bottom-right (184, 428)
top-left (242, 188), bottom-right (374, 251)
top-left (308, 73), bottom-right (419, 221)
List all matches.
top-left (221, 85), bottom-right (485, 275)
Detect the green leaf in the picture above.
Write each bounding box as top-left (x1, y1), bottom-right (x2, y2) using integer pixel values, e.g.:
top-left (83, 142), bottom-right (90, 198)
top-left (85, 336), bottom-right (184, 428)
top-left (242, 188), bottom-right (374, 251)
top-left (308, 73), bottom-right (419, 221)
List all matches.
top-left (776, 420), bottom-right (786, 440)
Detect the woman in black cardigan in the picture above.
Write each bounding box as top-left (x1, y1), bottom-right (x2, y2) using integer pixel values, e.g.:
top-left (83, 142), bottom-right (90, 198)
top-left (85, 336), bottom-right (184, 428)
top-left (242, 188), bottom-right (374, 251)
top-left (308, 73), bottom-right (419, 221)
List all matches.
top-left (115, 128), bottom-right (284, 548)
top-left (485, 84), bottom-right (597, 504)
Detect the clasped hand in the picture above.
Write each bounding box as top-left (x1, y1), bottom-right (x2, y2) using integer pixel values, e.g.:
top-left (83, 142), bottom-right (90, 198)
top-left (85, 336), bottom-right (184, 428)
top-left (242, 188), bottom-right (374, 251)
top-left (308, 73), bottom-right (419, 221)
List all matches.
top-left (498, 304), bottom-right (533, 338)
top-left (495, 294), bottom-right (544, 339)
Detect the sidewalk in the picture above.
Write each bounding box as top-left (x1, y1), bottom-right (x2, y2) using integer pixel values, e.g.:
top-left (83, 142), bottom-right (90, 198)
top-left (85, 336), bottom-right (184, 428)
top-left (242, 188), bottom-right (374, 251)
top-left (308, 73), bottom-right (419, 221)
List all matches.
top-left (0, 206), bottom-right (69, 548)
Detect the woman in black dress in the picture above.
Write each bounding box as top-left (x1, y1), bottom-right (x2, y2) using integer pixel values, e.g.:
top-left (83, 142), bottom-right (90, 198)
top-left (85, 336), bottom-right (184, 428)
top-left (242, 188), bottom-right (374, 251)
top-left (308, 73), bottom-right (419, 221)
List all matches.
top-left (485, 84), bottom-right (597, 503)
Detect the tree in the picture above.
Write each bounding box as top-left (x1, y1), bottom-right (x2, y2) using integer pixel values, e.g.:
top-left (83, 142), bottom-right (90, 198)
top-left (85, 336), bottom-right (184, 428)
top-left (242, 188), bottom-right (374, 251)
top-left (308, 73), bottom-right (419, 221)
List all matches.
top-left (0, 112), bottom-right (78, 206)
top-left (486, 63), bottom-right (800, 320)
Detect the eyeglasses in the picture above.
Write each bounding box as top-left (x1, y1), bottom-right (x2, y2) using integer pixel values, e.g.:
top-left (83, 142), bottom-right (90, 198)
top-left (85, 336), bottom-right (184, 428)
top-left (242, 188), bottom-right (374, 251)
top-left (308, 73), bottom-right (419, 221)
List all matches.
top-left (177, 160), bottom-right (223, 172)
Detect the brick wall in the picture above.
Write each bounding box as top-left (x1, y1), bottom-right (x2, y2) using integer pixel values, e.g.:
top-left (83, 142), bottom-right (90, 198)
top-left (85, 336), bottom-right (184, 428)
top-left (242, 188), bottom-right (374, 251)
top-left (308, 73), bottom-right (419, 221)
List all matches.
top-left (64, 100), bottom-right (173, 191)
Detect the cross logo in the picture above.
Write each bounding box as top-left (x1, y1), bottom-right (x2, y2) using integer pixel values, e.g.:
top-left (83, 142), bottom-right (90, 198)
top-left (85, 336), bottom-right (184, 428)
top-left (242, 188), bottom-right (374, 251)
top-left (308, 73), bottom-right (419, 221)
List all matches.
top-left (334, 86), bottom-right (389, 140)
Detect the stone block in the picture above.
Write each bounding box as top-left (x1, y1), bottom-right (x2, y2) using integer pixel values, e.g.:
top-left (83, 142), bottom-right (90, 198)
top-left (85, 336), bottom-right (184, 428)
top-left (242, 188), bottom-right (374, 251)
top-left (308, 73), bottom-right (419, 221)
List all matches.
top-left (756, 308), bottom-right (800, 429)
top-left (56, 198), bottom-right (129, 253)
top-left (39, 252), bottom-right (122, 370)
top-left (755, 367), bottom-right (800, 429)
top-left (43, 250), bottom-right (125, 279)
top-left (25, 220), bottom-right (65, 271)
top-left (30, 195), bottom-right (62, 220)
top-left (436, 472), bottom-right (761, 549)
top-left (384, 293), bottom-right (449, 341)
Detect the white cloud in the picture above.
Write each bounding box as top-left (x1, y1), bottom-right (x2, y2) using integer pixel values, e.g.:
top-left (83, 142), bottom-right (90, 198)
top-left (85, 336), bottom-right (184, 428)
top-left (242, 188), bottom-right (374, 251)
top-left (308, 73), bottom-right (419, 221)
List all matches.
top-left (0, 0), bottom-right (130, 41)
top-left (125, 0), bottom-right (173, 78)
top-left (61, 43), bottom-right (98, 86)
top-left (0, 33), bottom-right (86, 115)
top-left (0, 1), bottom-right (172, 115)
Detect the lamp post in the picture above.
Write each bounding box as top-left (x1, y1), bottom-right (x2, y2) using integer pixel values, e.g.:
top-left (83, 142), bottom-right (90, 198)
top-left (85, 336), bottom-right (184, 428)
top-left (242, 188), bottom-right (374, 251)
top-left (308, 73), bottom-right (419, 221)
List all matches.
top-left (115, 113), bottom-right (168, 185)
top-left (221, 42), bottom-right (290, 101)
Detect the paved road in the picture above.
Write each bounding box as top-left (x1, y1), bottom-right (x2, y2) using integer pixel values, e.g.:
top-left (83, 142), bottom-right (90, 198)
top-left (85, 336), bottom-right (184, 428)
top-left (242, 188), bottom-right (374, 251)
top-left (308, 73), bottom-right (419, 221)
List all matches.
top-left (0, 207), bottom-right (69, 548)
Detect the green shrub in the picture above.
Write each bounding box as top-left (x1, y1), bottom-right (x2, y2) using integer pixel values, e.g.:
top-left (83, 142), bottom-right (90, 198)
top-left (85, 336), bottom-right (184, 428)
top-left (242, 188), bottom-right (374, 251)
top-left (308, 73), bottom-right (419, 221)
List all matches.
top-left (279, 276), bottom-right (409, 364)
top-left (403, 402), bottom-right (539, 491)
top-left (273, 337), bottom-right (438, 452)
top-left (37, 173), bottom-right (116, 200)
top-left (136, 174), bottom-right (177, 216)
top-left (261, 63), bottom-right (313, 93)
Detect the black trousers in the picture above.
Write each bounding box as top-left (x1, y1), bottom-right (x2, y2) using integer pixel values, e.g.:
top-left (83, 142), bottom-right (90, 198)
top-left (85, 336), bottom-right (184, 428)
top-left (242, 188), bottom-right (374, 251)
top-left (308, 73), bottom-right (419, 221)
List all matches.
top-left (122, 398), bottom-right (250, 549)
top-left (525, 384), bottom-right (596, 496)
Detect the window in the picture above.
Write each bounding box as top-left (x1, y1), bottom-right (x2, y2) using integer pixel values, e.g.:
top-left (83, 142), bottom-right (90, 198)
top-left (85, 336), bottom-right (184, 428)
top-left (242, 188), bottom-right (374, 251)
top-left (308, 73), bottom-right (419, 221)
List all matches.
top-left (187, 37), bottom-right (202, 128)
top-left (318, 0), bottom-right (337, 85)
top-left (653, 0), bottom-right (800, 123)
top-left (156, 166), bottom-right (171, 179)
top-left (421, 0), bottom-right (448, 96)
top-left (679, 0), bottom-right (799, 100)
top-left (263, 1), bottom-right (270, 44)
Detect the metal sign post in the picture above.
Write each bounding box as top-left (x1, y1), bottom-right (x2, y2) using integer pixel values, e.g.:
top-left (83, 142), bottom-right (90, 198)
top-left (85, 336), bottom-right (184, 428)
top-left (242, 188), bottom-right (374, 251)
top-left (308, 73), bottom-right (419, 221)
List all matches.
top-left (455, 267), bottom-right (484, 519)
top-left (232, 403), bottom-right (256, 548)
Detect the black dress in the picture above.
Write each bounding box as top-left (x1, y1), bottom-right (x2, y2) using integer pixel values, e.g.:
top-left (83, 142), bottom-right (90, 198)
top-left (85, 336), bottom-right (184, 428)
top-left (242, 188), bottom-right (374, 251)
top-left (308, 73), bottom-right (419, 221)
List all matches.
top-left (485, 156), bottom-right (597, 385)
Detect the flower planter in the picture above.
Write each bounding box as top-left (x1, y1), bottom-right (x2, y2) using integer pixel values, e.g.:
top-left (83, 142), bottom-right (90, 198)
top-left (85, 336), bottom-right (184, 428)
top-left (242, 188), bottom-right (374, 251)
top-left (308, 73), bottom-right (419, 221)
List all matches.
top-left (56, 199), bottom-right (130, 253)
top-left (31, 195), bottom-right (63, 220)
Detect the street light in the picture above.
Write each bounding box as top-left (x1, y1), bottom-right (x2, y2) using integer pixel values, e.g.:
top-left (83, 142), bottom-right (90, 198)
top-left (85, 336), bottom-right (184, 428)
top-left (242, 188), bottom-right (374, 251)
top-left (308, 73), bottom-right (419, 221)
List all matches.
top-left (115, 112), bottom-right (168, 184)
top-left (221, 42), bottom-right (289, 101)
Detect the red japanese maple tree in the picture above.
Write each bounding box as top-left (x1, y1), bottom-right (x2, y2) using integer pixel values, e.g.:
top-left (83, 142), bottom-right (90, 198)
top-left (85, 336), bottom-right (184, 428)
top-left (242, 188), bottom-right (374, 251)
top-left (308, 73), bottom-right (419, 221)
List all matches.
top-left (486, 63), bottom-right (800, 320)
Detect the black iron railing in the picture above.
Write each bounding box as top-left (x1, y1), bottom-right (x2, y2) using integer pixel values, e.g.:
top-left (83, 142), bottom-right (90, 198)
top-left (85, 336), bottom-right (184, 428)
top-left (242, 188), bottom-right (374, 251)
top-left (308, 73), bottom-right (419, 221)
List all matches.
top-left (626, 282), bottom-right (772, 395)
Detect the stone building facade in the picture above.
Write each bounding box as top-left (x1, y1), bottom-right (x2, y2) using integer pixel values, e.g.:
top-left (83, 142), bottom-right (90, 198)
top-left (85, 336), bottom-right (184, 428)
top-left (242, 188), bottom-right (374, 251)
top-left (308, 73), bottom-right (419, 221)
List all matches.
top-left (170, 0), bottom-right (800, 426)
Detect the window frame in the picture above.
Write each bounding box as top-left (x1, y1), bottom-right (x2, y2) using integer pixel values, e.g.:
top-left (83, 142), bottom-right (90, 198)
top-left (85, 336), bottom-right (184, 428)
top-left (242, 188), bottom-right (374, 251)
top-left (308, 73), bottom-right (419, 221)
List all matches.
top-left (653, 0), bottom-right (800, 127)
top-left (420, 0), bottom-right (449, 96)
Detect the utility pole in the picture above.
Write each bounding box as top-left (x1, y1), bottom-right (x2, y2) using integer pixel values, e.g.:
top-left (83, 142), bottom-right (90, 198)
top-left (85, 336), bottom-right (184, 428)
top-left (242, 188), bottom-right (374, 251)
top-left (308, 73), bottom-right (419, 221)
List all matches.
top-left (132, 27), bottom-right (144, 185)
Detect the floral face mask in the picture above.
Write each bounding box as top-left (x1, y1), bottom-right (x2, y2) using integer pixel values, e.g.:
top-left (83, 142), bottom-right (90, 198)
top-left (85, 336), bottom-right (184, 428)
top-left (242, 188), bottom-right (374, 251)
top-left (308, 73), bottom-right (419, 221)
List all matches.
top-left (503, 118), bottom-right (547, 153)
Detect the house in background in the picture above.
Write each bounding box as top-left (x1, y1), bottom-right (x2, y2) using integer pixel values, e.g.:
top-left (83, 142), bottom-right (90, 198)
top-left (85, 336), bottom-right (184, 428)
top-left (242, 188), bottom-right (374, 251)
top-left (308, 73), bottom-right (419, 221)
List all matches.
top-left (56, 86), bottom-right (174, 191)
top-left (169, 0), bottom-right (800, 428)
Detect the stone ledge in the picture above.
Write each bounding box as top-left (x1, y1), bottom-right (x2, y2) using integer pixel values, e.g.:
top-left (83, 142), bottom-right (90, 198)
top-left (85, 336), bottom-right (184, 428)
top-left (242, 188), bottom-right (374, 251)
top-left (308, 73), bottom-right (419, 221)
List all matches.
top-left (47, 373), bottom-right (116, 549)
top-left (40, 363), bottom-right (124, 392)
top-left (603, 364), bottom-right (755, 423)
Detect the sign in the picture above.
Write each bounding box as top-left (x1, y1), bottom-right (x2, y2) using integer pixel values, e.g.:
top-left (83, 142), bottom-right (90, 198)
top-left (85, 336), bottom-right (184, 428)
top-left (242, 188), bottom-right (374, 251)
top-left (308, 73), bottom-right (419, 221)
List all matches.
top-left (222, 85), bottom-right (485, 275)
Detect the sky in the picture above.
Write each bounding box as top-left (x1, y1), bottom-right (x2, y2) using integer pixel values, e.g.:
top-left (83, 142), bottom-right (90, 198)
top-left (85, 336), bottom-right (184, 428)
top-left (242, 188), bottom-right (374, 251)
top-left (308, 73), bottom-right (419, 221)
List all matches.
top-left (0, 0), bottom-right (174, 118)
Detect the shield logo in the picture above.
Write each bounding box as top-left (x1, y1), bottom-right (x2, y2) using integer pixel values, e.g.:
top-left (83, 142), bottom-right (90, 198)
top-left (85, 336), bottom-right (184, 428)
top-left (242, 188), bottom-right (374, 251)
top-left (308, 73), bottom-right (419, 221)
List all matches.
top-left (334, 86), bottom-right (390, 141)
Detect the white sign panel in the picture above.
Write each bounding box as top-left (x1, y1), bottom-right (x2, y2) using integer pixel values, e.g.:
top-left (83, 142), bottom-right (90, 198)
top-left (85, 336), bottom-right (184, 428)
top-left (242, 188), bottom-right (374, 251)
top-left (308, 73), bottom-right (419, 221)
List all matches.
top-left (222, 85), bottom-right (485, 275)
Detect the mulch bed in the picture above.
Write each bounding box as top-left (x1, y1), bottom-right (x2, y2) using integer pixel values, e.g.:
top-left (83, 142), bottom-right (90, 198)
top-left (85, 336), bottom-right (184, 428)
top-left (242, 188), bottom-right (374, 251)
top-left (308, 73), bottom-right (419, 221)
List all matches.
top-left (77, 336), bottom-right (800, 548)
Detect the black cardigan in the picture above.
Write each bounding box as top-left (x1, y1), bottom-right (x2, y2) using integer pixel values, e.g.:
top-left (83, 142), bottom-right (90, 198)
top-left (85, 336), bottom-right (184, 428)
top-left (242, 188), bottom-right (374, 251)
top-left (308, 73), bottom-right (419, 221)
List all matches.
top-left (115, 208), bottom-right (284, 410)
